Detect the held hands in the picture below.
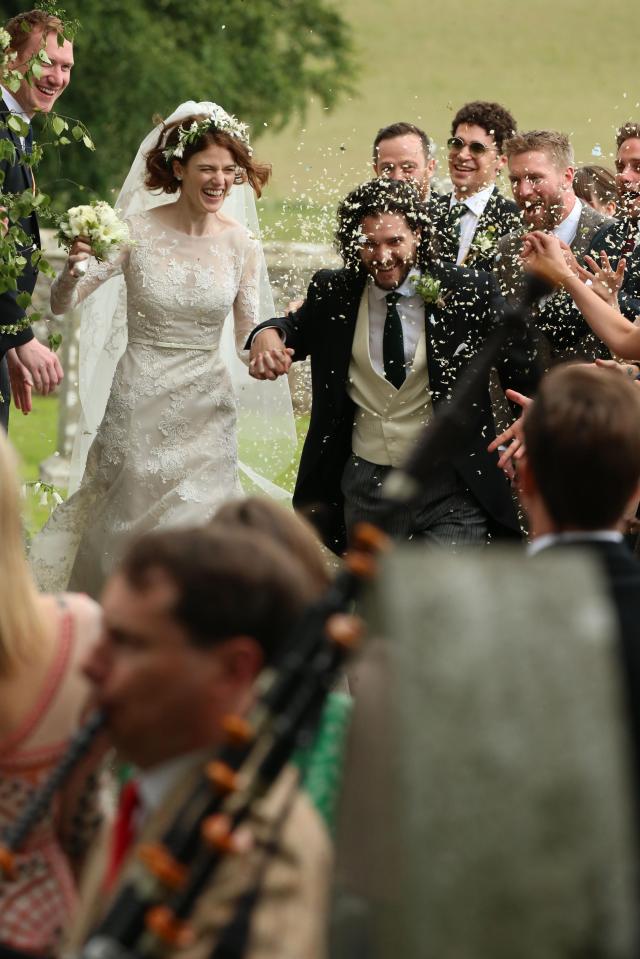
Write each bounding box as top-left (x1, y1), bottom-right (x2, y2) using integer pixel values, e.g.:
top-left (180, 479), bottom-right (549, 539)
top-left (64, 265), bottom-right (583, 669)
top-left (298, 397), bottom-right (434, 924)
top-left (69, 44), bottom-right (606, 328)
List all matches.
top-left (14, 339), bottom-right (64, 397)
top-left (6, 349), bottom-right (33, 414)
top-left (67, 236), bottom-right (94, 278)
top-left (249, 329), bottom-right (294, 381)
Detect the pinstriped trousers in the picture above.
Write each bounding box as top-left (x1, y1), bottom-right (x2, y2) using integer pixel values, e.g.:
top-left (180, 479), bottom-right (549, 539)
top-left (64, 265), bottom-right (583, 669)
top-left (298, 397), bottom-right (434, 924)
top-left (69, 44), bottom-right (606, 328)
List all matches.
top-left (341, 453), bottom-right (489, 547)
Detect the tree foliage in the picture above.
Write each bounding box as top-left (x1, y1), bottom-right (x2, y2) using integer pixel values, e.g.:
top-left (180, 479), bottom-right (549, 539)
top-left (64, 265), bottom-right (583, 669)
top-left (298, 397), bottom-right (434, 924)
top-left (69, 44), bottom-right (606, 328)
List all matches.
top-left (4, 0), bottom-right (356, 208)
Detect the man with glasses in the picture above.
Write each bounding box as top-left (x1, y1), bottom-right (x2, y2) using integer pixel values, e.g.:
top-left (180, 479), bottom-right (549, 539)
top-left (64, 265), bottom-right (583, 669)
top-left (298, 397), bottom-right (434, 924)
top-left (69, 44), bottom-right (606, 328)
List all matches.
top-left (431, 101), bottom-right (521, 270)
top-left (495, 130), bottom-right (614, 363)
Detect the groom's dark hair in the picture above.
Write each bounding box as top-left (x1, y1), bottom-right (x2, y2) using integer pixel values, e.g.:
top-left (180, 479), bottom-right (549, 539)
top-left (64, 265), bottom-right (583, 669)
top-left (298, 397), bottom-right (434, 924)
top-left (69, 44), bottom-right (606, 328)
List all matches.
top-left (335, 179), bottom-right (430, 271)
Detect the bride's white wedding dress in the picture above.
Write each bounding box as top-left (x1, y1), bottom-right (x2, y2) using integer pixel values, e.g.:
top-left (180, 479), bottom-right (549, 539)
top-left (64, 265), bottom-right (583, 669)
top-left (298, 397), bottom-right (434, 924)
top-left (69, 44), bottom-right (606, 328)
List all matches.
top-left (30, 209), bottom-right (265, 597)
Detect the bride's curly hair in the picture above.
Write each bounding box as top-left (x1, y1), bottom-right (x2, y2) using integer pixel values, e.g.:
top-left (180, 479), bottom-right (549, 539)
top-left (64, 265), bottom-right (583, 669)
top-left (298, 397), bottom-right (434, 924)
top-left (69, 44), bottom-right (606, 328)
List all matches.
top-left (145, 114), bottom-right (271, 198)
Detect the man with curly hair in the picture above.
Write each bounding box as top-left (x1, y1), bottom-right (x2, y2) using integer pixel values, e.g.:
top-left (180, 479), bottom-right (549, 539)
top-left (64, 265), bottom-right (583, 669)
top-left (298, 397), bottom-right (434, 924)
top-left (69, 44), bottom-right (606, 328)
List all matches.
top-left (247, 179), bottom-right (537, 553)
top-left (431, 100), bottom-right (521, 270)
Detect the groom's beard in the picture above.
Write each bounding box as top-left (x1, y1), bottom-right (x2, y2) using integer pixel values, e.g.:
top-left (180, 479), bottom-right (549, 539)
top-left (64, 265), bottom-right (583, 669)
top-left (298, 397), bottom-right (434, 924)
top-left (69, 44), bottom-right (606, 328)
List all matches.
top-left (365, 257), bottom-right (414, 291)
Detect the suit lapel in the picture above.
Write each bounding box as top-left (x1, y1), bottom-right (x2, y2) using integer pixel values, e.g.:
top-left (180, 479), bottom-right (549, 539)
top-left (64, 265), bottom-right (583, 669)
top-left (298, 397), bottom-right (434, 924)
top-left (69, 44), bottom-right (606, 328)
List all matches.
top-left (1, 98), bottom-right (32, 192)
top-left (331, 272), bottom-right (366, 390)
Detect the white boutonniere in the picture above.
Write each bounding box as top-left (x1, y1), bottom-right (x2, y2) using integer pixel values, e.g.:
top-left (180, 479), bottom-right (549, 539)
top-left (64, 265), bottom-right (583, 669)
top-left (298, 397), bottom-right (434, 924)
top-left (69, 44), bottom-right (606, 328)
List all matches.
top-left (411, 272), bottom-right (447, 308)
top-left (467, 224), bottom-right (498, 261)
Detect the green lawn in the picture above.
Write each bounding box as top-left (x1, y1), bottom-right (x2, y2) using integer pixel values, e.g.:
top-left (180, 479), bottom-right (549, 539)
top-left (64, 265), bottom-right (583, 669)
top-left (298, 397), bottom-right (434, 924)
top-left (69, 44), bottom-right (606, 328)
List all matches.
top-left (255, 0), bottom-right (640, 235)
top-left (11, 394), bottom-right (309, 534)
top-left (10, 394), bottom-right (61, 533)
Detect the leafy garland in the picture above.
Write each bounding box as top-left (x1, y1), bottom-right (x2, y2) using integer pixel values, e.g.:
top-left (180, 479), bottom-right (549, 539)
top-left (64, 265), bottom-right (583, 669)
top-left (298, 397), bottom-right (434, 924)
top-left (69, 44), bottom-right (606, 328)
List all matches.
top-left (1, 3), bottom-right (93, 346)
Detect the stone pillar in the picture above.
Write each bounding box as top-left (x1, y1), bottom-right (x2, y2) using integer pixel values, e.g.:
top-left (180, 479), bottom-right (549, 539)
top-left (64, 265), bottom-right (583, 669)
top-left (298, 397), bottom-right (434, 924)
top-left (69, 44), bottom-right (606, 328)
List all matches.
top-left (335, 546), bottom-right (639, 959)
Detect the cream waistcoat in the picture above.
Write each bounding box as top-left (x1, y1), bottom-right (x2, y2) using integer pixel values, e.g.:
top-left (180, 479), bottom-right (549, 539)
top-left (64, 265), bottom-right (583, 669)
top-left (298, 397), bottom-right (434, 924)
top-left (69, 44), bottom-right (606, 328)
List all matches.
top-left (347, 291), bottom-right (433, 467)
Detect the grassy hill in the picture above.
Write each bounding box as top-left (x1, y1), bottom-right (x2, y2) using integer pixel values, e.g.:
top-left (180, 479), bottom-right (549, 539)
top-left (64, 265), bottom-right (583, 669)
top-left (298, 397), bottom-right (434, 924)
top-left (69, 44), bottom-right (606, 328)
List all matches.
top-left (256, 0), bottom-right (639, 239)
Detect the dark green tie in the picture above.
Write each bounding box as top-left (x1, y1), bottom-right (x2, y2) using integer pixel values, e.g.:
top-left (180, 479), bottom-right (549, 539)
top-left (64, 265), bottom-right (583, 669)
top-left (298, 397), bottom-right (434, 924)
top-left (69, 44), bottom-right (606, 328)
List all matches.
top-left (383, 291), bottom-right (406, 389)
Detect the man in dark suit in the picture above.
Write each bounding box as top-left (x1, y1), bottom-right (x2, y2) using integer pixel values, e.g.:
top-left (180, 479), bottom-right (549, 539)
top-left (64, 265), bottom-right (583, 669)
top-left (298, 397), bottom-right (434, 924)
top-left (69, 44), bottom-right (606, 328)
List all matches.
top-left (517, 362), bottom-right (640, 797)
top-left (495, 130), bottom-right (614, 364)
top-left (248, 179), bottom-right (538, 554)
top-left (0, 9), bottom-right (68, 429)
top-left (430, 101), bottom-right (521, 270)
top-left (592, 122), bottom-right (640, 323)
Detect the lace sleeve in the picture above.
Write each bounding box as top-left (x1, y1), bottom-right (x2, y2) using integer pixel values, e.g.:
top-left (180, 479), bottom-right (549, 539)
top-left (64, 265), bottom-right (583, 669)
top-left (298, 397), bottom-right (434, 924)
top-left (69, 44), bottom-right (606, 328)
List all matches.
top-left (50, 247), bottom-right (130, 315)
top-left (233, 235), bottom-right (262, 359)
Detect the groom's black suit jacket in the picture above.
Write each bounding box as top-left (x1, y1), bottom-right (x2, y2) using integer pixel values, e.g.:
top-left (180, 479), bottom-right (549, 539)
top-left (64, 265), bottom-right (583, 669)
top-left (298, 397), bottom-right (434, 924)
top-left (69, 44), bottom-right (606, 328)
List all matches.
top-left (0, 98), bottom-right (38, 356)
top-left (250, 262), bottom-right (539, 553)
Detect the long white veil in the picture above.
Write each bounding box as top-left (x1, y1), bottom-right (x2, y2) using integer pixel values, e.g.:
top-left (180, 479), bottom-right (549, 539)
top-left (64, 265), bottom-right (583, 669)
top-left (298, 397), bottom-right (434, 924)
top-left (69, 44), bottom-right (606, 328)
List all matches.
top-left (68, 100), bottom-right (297, 498)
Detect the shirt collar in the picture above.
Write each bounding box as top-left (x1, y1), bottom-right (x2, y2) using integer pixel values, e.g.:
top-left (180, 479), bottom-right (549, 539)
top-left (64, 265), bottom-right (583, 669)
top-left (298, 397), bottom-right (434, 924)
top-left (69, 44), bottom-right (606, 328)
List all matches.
top-left (527, 529), bottom-right (623, 556)
top-left (136, 748), bottom-right (213, 819)
top-left (449, 184), bottom-right (495, 216)
top-left (552, 195), bottom-right (581, 244)
top-left (370, 267), bottom-right (421, 301)
top-left (0, 86), bottom-right (30, 121)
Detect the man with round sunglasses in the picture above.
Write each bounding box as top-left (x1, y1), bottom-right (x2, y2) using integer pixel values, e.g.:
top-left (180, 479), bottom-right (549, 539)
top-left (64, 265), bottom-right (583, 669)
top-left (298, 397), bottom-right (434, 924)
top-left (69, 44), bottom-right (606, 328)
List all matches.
top-left (431, 101), bottom-right (521, 270)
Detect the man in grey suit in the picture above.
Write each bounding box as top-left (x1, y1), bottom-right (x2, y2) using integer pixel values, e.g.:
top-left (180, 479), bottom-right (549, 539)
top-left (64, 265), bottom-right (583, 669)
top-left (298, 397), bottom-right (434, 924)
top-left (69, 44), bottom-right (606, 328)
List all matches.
top-left (494, 130), bottom-right (613, 364)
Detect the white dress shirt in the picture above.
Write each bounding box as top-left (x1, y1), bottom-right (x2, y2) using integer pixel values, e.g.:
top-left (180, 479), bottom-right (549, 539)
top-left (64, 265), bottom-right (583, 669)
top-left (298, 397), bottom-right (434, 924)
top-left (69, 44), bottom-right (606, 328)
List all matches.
top-left (552, 195), bottom-right (582, 246)
top-left (527, 529), bottom-right (623, 556)
top-left (134, 748), bottom-right (212, 830)
top-left (449, 184), bottom-right (495, 265)
top-left (368, 268), bottom-right (424, 377)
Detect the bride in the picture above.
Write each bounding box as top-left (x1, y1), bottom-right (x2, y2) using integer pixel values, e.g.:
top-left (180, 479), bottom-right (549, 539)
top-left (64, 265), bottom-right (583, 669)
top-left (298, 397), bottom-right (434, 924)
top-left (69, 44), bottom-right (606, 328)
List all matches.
top-left (30, 102), bottom-right (295, 598)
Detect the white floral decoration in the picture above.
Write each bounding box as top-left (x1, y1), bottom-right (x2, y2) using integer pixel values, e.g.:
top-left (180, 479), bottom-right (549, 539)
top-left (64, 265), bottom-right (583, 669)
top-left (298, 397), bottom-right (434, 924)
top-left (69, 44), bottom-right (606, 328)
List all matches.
top-left (162, 104), bottom-right (252, 163)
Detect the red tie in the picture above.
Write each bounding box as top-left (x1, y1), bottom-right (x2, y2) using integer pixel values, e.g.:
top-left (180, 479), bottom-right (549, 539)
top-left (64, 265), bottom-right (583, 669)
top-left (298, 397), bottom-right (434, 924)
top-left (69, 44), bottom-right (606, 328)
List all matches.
top-left (104, 779), bottom-right (141, 891)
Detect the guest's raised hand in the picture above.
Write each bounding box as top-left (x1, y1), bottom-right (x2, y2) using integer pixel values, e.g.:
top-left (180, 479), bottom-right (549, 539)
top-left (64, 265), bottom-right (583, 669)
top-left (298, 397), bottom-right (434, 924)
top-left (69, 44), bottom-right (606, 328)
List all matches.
top-left (67, 236), bottom-right (94, 278)
top-left (487, 389), bottom-right (533, 471)
top-left (578, 251), bottom-right (626, 306)
top-left (520, 231), bottom-right (574, 287)
top-left (249, 329), bottom-right (294, 380)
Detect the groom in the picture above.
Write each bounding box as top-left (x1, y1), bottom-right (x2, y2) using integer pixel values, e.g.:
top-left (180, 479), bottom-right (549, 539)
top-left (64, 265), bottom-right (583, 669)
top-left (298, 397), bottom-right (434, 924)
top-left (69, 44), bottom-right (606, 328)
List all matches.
top-left (249, 179), bottom-right (538, 554)
top-left (0, 9), bottom-right (69, 428)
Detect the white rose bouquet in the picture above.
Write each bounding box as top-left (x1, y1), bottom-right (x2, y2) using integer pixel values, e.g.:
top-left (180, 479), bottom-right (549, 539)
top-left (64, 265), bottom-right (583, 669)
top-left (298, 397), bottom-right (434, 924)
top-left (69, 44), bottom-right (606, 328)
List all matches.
top-left (56, 200), bottom-right (130, 276)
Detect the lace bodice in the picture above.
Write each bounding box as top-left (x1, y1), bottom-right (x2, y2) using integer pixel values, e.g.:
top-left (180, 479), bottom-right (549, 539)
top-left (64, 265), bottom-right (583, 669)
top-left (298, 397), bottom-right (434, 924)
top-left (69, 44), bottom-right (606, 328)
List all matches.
top-left (51, 209), bottom-right (262, 353)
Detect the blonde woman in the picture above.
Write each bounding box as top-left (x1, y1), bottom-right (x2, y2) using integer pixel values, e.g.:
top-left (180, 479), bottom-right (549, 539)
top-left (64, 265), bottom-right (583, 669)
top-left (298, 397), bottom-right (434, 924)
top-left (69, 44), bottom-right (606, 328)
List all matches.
top-left (0, 431), bottom-right (105, 956)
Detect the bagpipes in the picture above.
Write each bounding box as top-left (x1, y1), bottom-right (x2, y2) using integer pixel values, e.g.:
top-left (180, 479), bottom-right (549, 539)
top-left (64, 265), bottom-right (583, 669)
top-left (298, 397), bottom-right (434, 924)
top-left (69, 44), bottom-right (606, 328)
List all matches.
top-left (0, 276), bottom-right (548, 959)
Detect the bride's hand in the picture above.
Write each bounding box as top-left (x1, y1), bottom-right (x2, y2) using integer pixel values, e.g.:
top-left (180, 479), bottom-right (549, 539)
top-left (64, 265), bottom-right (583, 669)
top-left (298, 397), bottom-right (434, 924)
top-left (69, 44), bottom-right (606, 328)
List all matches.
top-left (67, 236), bottom-right (94, 277)
top-left (520, 231), bottom-right (574, 287)
top-left (249, 329), bottom-right (294, 380)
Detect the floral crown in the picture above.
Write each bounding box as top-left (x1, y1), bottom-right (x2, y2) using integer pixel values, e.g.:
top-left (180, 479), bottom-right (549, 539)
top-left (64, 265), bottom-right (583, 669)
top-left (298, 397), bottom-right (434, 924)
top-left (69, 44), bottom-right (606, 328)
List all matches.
top-left (162, 105), bottom-right (252, 163)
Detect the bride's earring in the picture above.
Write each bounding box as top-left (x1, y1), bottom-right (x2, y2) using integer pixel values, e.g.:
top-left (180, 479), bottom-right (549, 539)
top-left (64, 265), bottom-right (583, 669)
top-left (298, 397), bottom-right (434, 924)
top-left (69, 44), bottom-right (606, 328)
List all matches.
top-left (175, 173), bottom-right (182, 181)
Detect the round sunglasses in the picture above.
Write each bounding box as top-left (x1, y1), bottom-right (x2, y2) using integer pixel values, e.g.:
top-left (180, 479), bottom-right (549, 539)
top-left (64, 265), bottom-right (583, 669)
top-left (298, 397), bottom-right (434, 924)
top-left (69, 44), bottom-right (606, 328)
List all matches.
top-left (447, 136), bottom-right (493, 156)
